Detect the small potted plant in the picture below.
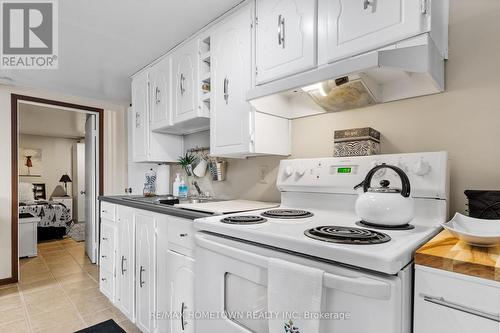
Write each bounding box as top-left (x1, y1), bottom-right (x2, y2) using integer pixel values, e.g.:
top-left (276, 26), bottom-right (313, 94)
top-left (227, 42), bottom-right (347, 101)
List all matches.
top-left (178, 152), bottom-right (198, 177)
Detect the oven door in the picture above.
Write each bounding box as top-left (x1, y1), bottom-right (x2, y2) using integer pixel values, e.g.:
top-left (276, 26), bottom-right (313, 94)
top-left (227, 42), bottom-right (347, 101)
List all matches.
top-left (195, 232), bottom-right (411, 333)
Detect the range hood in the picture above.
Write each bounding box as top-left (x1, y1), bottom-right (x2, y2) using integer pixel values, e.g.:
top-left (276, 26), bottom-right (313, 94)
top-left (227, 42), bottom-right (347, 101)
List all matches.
top-left (248, 34), bottom-right (445, 119)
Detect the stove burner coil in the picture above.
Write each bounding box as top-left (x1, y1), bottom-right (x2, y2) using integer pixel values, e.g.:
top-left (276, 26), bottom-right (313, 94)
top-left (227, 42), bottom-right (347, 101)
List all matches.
top-left (356, 221), bottom-right (415, 230)
top-left (261, 209), bottom-right (313, 219)
top-left (304, 226), bottom-right (391, 244)
top-left (221, 216), bottom-right (267, 225)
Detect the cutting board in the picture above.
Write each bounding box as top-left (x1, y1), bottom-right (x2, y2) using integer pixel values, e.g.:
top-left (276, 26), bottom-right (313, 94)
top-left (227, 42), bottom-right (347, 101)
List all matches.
top-left (174, 200), bottom-right (279, 214)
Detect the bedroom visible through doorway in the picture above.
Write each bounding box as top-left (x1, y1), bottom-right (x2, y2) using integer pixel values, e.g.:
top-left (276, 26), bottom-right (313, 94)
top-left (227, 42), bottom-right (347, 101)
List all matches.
top-left (11, 94), bottom-right (104, 284)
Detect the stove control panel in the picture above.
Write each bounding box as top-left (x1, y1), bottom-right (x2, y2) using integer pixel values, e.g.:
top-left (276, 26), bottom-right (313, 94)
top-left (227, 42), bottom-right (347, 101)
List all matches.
top-left (277, 152), bottom-right (449, 200)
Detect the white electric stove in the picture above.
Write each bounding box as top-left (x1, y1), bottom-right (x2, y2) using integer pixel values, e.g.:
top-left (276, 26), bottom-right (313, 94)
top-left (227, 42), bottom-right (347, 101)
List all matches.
top-left (193, 152), bottom-right (449, 333)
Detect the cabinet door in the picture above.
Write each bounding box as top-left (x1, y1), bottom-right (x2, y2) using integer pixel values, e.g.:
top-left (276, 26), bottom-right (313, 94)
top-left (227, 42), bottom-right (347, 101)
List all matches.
top-left (256, 0), bottom-right (317, 84)
top-left (115, 206), bottom-right (135, 322)
top-left (135, 212), bottom-right (156, 333)
top-left (131, 71), bottom-right (150, 162)
top-left (150, 58), bottom-right (171, 126)
top-left (156, 218), bottom-right (169, 333)
top-left (414, 267), bottom-right (500, 333)
top-left (172, 40), bottom-right (197, 124)
top-left (320, 0), bottom-right (427, 64)
top-left (166, 250), bottom-right (195, 333)
top-left (211, 2), bottom-right (253, 156)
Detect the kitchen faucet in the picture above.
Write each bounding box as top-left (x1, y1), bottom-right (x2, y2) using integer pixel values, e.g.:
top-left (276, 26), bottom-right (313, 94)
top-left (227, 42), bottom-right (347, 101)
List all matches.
top-left (192, 180), bottom-right (203, 197)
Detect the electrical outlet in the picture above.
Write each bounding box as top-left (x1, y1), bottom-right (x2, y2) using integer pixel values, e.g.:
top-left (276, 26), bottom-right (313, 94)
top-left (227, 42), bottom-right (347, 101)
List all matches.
top-left (258, 165), bottom-right (269, 184)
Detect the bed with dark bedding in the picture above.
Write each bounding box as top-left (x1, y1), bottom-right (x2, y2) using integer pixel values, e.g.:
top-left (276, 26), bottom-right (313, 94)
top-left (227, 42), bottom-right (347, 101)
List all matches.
top-left (19, 201), bottom-right (73, 241)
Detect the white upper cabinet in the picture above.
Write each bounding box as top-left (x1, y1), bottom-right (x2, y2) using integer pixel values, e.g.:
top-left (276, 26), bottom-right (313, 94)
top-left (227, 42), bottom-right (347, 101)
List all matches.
top-left (150, 58), bottom-right (171, 129)
top-left (255, 0), bottom-right (317, 84)
top-left (319, 0), bottom-right (431, 64)
top-left (211, 2), bottom-right (254, 156)
top-left (211, 1), bottom-right (291, 157)
top-left (130, 71), bottom-right (183, 163)
top-left (172, 40), bottom-right (198, 124)
top-left (131, 72), bottom-right (149, 162)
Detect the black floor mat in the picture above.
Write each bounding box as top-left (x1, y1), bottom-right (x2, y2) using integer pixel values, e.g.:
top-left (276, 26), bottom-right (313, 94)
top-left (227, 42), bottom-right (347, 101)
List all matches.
top-left (75, 319), bottom-right (126, 333)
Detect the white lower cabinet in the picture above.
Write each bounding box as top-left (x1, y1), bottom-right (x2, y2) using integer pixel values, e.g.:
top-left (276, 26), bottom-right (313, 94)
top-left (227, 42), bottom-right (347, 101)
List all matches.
top-left (165, 251), bottom-right (195, 333)
top-left (135, 211), bottom-right (158, 333)
top-left (115, 205), bottom-right (135, 322)
top-left (414, 265), bottom-right (500, 333)
top-left (100, 203), bottom-right (196, 333)
top-left (99, 220), bottom-right (116, 302)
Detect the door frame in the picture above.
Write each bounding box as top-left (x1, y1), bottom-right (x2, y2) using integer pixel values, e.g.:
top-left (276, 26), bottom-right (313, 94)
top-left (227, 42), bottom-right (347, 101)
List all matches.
top-left (5, 94), bottom-right (104, 285)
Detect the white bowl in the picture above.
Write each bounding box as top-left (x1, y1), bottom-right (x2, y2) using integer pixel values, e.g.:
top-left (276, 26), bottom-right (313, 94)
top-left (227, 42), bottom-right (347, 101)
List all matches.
top-left (441, 213), bottom-right (500, 247)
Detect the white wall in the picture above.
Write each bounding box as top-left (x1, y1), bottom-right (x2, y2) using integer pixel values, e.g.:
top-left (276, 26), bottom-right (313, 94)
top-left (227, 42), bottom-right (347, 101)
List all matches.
top-left (0, 84), bottom-right (128, 280)
top-left (19, 135), bottom-right (78, 198)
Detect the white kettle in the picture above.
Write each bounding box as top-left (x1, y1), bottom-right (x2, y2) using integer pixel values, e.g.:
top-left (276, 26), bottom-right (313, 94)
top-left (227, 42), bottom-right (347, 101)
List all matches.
top-left (354, 164), bottom-right (415, 226)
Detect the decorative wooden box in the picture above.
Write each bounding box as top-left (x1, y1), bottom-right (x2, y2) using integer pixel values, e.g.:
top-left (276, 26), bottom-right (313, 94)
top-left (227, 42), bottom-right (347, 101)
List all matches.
top-left (334, 127), bottom-right (380, 157)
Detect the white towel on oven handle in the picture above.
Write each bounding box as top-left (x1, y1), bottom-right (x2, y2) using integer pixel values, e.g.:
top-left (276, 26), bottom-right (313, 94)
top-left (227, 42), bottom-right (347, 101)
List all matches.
top-left (267, 258), bottom-right (323, 333)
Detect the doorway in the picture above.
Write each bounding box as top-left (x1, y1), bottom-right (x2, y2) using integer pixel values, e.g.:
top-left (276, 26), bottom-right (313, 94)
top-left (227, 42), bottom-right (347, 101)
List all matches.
top-left (11, 94), bottom-right (104, 283)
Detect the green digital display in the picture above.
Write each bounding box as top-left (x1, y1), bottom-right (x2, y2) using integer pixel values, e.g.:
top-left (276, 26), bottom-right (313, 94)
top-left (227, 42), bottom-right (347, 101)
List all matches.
top-left (337, 167), bottom-right (352, 174)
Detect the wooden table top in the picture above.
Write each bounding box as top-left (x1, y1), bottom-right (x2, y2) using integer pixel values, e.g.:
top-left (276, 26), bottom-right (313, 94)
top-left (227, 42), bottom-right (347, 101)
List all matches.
top-left (415, 230), bottom-right (500, 282)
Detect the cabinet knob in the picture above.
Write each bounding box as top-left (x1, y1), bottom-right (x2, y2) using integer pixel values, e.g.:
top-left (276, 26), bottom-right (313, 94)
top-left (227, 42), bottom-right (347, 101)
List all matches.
top-left (179, 233), bottom-right (188, 238)
top-left (101, 277), bottom-right (107, 281)
top-left (363, 0), bottom-right (376, 10)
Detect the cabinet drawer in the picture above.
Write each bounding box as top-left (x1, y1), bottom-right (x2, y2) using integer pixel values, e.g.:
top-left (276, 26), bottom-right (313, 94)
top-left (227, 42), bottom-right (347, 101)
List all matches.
top-left (167, 217), bottom-right (195, 256)
top-left (100, 202), bottom-right (116, 221)
top-left (100, 223), bottom-right (116, 248)
top-left (99, 269), bottom-right (114, 301)
top-left (99, 244), bottom-right (114, 273)
top-left (414, 266), bottom-right (500, 333)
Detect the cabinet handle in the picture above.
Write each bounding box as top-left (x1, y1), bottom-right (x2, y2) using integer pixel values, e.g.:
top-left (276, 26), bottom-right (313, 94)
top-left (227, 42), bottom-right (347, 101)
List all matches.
top-left (180, 73), bottom-right (185, 95)
top-left (277, 14), bottom-right (285, 48)
top-left (421, 293), bottom-right (500, 322)
top-left (102, 237), bottom-right (108, 241)
top-left (363, 0), bottom-right (376, 10)
top-left (181, 302), bottom-right (187, 330)
top-left (135, 112), bottom-right (141, 128)
top-left (121, 256), bottom-right (127, 275)
top-left (223, 77), bottom-right (229, 105)
top-left (179, 233), bottom-right (188, 238)
top-left (101, 255), bottom-right (107, 259)
top-left (155, 86), bottom-right (161, 104)
top-left (102, 209), bottom-right (108, 213)
top-left (139, 266), bottom-right (146, 288)
top-left (101, 277), bottom-right (107, 282)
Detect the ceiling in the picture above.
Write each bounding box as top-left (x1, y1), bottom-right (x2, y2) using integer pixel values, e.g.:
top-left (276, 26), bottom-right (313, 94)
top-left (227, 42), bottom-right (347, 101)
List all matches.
top-left (19, 102), bottom-right (87, 139)
top-left (0, 0), bottom-right (242, 104)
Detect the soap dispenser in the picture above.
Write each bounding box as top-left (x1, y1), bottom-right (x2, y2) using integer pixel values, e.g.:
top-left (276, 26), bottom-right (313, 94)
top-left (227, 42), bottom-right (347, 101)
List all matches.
top-left (173, 173), bottom-right (181, 197)
top-left (178, 177), bottom-right (188, 198)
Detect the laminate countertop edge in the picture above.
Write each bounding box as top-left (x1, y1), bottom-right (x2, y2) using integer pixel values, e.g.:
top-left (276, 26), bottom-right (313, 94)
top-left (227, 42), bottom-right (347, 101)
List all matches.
top-left (99, 196), bottom-right (214, 220)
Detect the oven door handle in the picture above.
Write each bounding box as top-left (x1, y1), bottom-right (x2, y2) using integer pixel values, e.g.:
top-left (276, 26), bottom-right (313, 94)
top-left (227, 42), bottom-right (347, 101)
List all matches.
top-left (323, 272), bottom-right (391, 300)
top-left (196, 233), bottom-right (392, 300)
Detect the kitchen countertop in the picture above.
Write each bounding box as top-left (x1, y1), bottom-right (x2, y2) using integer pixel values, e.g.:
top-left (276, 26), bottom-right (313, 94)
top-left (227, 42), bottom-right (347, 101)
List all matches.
top-left (415, 229), bottom-right (500, 282)
top-left (99, 195), bottom-right (214, 220)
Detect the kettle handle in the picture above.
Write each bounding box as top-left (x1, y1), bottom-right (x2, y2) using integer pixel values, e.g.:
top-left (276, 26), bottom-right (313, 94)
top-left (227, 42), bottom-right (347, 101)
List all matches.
top-left (354, 164), bottom-right (411, 197)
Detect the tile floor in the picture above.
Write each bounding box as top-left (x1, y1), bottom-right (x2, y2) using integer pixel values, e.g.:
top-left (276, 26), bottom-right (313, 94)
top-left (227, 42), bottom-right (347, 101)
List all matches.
top-left (0, 238), bottom-right (141, 333)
